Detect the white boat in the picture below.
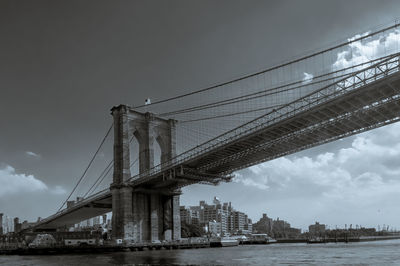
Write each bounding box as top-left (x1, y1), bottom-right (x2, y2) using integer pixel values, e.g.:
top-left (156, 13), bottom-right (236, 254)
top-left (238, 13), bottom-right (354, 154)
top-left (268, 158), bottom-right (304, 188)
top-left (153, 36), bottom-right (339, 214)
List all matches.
top-left (210, 237), bottom-right (239, 247)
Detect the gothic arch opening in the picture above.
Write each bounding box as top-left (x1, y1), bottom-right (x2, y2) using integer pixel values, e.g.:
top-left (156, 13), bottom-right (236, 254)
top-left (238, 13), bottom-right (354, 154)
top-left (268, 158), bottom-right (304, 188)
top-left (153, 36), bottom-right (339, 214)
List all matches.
top-left (129, 132), bottom-right (139, 177)
top-left (154, 135), bottom-right (162, 172)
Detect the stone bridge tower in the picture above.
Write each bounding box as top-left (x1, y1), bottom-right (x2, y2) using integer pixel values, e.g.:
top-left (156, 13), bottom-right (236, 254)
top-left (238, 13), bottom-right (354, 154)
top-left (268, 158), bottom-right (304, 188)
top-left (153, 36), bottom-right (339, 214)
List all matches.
top-left (110, 104), bottom-right (181, 242)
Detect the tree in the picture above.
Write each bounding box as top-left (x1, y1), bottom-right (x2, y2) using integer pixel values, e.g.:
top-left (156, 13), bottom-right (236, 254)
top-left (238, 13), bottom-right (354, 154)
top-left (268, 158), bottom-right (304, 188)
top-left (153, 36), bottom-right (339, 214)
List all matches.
top-left (181, 222), bottom-right (205, 238)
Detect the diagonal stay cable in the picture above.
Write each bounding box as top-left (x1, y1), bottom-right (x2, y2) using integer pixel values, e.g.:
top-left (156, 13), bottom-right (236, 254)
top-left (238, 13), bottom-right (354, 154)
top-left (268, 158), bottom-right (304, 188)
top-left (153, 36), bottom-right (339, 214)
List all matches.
top-left (132, 22), bottom-right (399, 110)
top-left (89, 163), bottom-right (114, 196)
top-left (179, 103), bottom-right (286, 123)
top-left (127, 53), bottom-right (400, 183)
top-left (88, 154), bottom-right (139, 196)
top-left (160, 54), bottom-right (394, 117)
top-left (57, 123), bottom-right (113, 212)
top-left (83, 160), bottom-right (113, 198)
top-left (82, 136), bottom-right (139, 198)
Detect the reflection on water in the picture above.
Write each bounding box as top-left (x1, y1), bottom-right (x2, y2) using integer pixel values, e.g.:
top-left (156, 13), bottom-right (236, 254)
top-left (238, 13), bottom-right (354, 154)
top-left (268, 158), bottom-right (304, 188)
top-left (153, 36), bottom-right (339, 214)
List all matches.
top-left (1, 239), bottom-right (400, 265)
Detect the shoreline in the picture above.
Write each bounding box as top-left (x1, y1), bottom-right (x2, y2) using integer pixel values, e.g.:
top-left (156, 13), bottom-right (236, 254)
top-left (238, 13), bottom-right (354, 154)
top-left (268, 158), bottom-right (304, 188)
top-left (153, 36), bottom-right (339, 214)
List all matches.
top-left (1, 235), bottom-right (400, 256)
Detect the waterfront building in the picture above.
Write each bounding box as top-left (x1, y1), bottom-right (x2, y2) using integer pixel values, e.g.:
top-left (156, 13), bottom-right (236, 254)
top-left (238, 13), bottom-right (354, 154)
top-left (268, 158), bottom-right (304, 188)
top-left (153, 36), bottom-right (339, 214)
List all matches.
top-left (253, 213), bottom-right (301, 238)
top-left (203, 201), bottom-right (228, 235)
top-left (243, 222), bottom-right (252, 234)
top-left (207, 220), bottom-right (222, 236)
top-left (223, 202), bottom-right (233, 232)
top-left (2, 216), bottom-right (14, 233)
top-left (181, 196), bottom-right (252, 236)
top-left (243, 216), bottom-right (252, 234)
top-left (7, 216), bottom-right (14, 233)
top-left (309, 222), bottom-right (326, 236)
top-left (253, 213), bottom-right (274, 235)
top-left (232, 211), bottom-right (246, 233)
top-left (82, 218), bottom-right (92, 228)
top-left (180, 206), bottom-right (201, 225)
top-left (69, 215), bottom-right (110, 232)
top-left (180, 206), bottom-right (190, 224)
top-left (93, 216), bottom-right (101, 226)
top-left (189, 206), bottom-right (201, 225)
top-left (273, 218), bottom-right (291, 232)
top-left (13, 217), bottom-right (21, 233)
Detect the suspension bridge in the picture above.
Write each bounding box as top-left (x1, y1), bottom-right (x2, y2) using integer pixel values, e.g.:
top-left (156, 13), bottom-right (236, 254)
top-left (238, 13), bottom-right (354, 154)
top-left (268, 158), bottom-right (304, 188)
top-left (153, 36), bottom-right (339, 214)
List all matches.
top-left (27, 22), bottom-right (400, 242)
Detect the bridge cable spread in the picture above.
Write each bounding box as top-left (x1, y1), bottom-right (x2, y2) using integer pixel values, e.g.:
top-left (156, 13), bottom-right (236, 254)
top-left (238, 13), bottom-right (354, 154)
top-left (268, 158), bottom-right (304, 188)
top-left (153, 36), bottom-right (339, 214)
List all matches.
top-left (161, 54), bottom-right (395, 119)
top-left (82, 136), bottom-right (140, 198)
top-left (126, 52), bottom-right (400, 183)
top-left (131, 23), bottom-right (399, 110)
top-left (82, 160), bottom-right (113, 198)
top-left (57, 123), bottom-right (113, 212)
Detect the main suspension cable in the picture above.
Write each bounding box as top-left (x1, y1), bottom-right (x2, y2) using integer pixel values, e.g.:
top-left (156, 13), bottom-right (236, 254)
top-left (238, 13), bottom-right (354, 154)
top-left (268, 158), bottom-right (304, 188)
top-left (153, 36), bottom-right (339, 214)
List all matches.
top-left (160, 54), bottom-right (394, 118)
top-left (57, 123), bottom-right (113, 212)
top-left (132, 23), bottom-right (399, 110)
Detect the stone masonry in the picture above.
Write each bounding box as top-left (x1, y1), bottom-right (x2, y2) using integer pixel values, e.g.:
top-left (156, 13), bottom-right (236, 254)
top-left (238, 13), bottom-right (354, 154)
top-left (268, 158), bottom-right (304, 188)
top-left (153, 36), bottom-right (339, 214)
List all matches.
top-left (111, 105), bottom-right (181, 242)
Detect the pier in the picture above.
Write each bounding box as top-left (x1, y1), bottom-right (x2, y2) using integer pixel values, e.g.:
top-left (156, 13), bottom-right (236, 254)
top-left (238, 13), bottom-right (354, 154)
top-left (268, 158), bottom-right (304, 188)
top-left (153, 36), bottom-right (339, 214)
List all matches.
top-left (0, 238), bottom-right (210, 255)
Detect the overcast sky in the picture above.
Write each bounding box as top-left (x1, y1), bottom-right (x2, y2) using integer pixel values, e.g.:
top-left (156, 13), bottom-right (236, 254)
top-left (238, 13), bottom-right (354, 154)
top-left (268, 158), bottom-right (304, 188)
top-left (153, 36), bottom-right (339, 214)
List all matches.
top-left (1, 0), bottom-right (400, 230)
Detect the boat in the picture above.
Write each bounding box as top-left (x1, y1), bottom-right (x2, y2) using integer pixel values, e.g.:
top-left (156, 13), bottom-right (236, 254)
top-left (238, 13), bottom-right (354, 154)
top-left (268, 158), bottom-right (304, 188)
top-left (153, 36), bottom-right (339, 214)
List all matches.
top-left (210, 237), bottom-right (239, 247)
top-left (242, 234), bottom-right (276, 244)
top-left (250, 233), bottom-right (268, 244)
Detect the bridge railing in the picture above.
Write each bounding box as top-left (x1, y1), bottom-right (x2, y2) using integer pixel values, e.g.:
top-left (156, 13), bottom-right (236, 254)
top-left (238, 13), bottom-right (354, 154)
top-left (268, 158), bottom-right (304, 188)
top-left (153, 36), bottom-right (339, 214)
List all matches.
top-left (127, 53), bottom-right (400, 183)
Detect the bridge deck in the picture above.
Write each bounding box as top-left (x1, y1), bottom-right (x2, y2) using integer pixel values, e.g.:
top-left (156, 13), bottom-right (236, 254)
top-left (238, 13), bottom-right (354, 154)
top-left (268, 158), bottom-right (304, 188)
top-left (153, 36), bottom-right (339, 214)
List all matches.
top-left (194, 72), bottom-right (400, 174)
top-left (33, 191), bottom-right (112, 230)
top-left (31, 54), bottom-right (400, 230)
top-left (129, 55), bottom-right (400, 189)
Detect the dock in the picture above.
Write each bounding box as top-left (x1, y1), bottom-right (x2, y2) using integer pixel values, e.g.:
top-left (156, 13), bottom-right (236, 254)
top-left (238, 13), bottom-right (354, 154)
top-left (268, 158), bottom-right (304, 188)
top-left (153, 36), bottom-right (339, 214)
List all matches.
top-left (0, 239), bottom-right (210, 255)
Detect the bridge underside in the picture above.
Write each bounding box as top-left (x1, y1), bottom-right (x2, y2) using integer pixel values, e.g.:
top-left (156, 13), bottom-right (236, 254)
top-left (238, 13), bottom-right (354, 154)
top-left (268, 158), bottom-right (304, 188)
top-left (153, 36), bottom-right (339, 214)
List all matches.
top-left (185, 72), bottom-right (400, 174)
top-left (128, 67), bottom-right (400, 186)
top-left (126, 73), bottom-right (400, 188)
top-left (33, 194), bottom-right (112, 230)
top-left (131, 166), bottom-right (233, 189)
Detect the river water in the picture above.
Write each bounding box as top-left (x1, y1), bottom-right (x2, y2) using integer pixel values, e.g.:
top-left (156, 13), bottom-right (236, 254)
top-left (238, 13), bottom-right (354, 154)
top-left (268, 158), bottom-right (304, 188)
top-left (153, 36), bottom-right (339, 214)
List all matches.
top-left (1, 239), bottom-right (399, 265)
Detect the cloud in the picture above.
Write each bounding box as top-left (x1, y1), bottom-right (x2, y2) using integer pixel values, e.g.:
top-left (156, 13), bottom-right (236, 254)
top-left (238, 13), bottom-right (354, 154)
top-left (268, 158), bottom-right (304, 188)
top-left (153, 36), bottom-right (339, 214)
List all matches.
top-left (302, 72), bottom-right (313, 83)
top-left (235, 122), bottom-right (400, 203)
top-left (51, 185), bottom-right (67, 195)
top-left (232, 29), bottom-right (400, 227)
top-left (0, 164), bottom-right (67, 197)
top-left (26, 151), bottom-right (41, 158)
top-left (183, 30), bottom-right (400, 230)
top-left (0, 165), bottom-right (48, 196)
top-left (0, 164), bottom-right (68, 223)
top-left (233, 172), bottom-right (269, 190)
top-left (332, 29), bottom-right (400, 72)
top-left (230, 123), bottom-right (400, 229)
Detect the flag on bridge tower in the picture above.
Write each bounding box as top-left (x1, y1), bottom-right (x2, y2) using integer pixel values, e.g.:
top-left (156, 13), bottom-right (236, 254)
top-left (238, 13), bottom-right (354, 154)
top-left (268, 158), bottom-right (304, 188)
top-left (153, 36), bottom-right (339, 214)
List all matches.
top-left (145, 98), bottom-right (151, 105)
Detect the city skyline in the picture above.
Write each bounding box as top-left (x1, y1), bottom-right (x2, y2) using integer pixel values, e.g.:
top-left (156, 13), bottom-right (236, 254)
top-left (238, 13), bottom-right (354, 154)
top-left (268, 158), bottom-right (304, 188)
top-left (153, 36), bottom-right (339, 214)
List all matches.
top-left (1, 0), bottom-right (400, 231)
top-left (2, 193), bottom-right (396, 233)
